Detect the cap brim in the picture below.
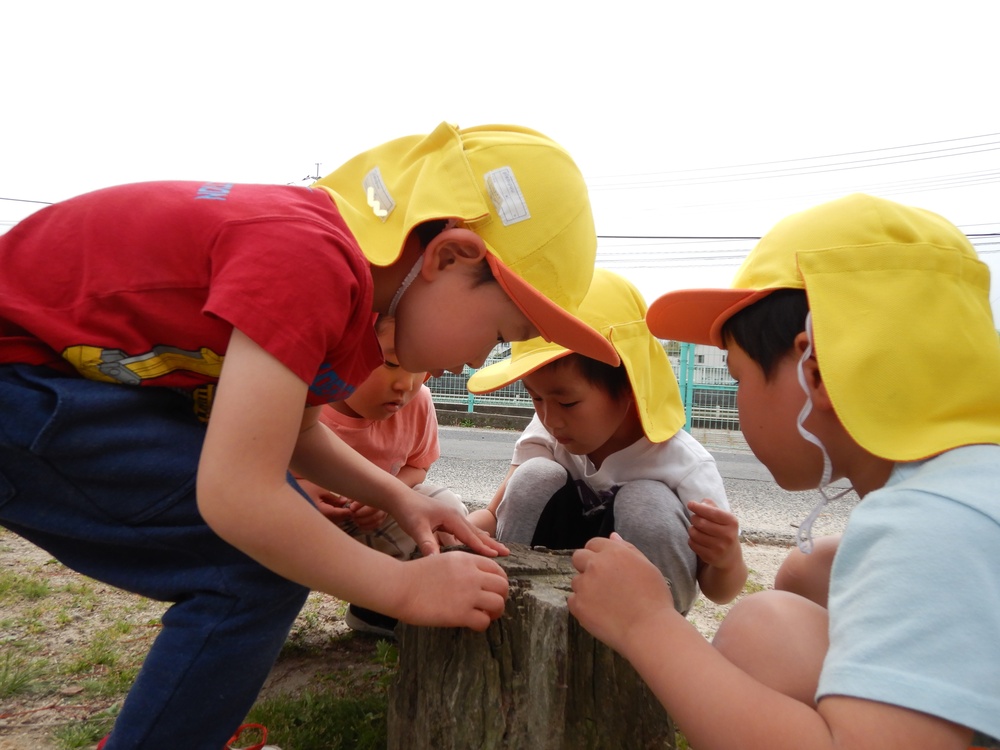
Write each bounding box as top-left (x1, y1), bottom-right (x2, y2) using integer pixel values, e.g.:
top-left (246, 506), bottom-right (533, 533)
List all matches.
top-left (646, 288), bottom-right (775, 348)
top-left (467, 341), bottom-right (568, 394)
top-left (485, 254), bottom-right (620, 366)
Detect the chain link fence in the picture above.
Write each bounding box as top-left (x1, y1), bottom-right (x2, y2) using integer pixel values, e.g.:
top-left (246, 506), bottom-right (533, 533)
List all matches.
top-left (426, 342), bottom-right (747, 450)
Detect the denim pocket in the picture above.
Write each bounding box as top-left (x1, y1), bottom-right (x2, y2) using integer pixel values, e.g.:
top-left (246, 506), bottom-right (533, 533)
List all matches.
top-left (1, 364), bottom-right (203, 526)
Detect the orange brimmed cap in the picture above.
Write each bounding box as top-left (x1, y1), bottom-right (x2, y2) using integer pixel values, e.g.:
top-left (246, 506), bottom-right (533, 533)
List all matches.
top-left (468, 269), bottom-right (685, 443)
top-left (313, 122), bottom-right (618, 366)
top-left (646, 193), bottom-right (1000, 461)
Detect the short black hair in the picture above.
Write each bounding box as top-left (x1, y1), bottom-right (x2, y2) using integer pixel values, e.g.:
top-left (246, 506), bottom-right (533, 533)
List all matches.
top-left (413, 219), bottom-right (449, 248)
top-left (413, 219), bottom-right (495, 286)
top-left (545, 352), bottom-right (631, 400)
top-left (720, 289), bottom-right (809, 380)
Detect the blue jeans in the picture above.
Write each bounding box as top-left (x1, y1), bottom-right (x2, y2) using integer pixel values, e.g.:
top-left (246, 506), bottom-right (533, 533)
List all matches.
top-left (0, 365), bottom-right (309, 750)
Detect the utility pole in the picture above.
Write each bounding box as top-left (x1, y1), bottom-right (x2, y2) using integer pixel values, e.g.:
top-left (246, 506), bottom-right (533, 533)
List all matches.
top-left (288, 164), bottom-right (323, 186)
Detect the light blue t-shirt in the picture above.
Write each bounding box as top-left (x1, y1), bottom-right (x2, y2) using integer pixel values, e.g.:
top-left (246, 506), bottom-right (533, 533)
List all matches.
top-left (819, 444), bottom-right (1000, 743)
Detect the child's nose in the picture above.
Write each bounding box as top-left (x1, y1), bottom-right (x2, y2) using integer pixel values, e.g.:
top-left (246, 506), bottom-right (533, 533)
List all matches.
top-left (538, 405), bottom-right (562, 430)
top-left (393, 372), bottom-right (421, 391)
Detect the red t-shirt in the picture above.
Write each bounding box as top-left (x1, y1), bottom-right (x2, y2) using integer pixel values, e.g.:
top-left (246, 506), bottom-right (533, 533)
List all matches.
top-left (0, 181), bottom-right (381, 418)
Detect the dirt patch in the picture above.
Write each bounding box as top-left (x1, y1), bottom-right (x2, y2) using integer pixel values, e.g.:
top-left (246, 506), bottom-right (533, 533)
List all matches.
top-left (0, 529), bottom-right (790, 749)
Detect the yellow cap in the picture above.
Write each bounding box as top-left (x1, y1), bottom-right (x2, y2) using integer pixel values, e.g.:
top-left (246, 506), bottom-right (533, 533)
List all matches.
top-left (646, 193), bottom-right (1000, 461)
top-left (313, 122), bottom-right (619, 366)
top-left (468, 269), bottom-right (685, 443)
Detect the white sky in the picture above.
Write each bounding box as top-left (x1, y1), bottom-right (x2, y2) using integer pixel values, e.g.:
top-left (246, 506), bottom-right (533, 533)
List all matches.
top-left (3, 1), bottom-right (998, 316)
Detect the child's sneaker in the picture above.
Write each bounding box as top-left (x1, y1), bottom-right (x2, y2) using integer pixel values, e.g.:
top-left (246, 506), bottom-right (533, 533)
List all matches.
top-left (225, 723), bottom-right (281, 750)
top-left (345, 604), bottom-right (398, 638)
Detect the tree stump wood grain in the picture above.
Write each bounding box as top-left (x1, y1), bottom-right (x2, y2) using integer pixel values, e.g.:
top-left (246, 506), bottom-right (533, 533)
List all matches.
top-left (387, 543), bottom-right (675, 749)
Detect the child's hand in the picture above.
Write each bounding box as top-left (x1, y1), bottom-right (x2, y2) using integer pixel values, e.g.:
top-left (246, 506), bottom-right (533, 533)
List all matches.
top-left (394, 487), bottom-right (509, 558)
top-left (315, 494), bottom-right (388, 532)
top-left (316, 492), bottom-right (353, 524)
top-left (397, 551), bottom-right (509, 630)
top-left (568, 533), bottom-right (675, 654)
top-left (687, 499), bottom-right (742, 570)
top-left (466, 507), bottom-right (498, 537)
top-left (347, 502), bottom-right (388, 532)
top-left (434, 530), bottom-right (461, 547)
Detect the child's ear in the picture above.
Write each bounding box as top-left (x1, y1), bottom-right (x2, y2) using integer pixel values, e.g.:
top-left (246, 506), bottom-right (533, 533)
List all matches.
top-left (793, 331), bottom-right (834, 412)
top-left (421, 228), bottom-right (488, 278)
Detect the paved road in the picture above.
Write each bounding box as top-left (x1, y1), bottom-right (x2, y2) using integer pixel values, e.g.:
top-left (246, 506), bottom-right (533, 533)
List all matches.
top-left (427, 425), bottom-right (856, 544)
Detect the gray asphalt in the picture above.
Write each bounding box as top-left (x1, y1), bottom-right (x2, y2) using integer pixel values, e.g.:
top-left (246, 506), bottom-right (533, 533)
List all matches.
top-left (427, 425), bottom-right (856, 545)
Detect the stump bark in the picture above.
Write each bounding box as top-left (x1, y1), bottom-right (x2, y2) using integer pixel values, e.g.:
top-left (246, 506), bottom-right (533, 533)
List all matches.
top-left (387, 544), bottom-right (675, 749)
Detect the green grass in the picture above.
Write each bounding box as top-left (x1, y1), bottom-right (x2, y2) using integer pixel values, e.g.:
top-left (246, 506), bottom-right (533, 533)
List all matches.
top-left (242, 636), bottom-right (398, 750)
top-left (0, 572), bottom-right (51, 600)
top-left (243, 689), bottom-right (389, 750)
top-left (52, 706), bottom-right (118, 749)
top-left (44, 635), bottom-right (398, 750)
top-left (2, 531), bottom-right (401, 750)
top-left (0, 649), bottom-right (47, 698)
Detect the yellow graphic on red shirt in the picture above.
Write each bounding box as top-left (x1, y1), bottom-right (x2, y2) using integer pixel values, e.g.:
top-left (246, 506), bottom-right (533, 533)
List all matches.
top-left (62, 345), bottom-right (224, 386)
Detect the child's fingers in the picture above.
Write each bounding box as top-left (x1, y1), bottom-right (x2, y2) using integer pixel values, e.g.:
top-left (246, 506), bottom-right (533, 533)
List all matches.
top-left (474, 560), bottom-right (510, 620)
top-left (445, 517), bottom-right (509, 557)
top-left (483, 570), bottom-right (509, 601)
top-left (583, 535), bottom-right (620, 552)
top-left (687, 498), bottom-right (722, 519)
top-left (350, 501), bottom-right (377, 517)
top-left (416, 535), bottom-right (442, 556)
top-left (572, 547), bottom-right (593, 573)
top-left (351, 505), bottom-right (386, 531)
top-left (316, 500), bottom-right (352, 524)
top-left (434, 531), bottom-right (460, 547)
top-left (412, 553), bottom-right (509, 630)
top-left (572, 534), bottom-right (630, 573)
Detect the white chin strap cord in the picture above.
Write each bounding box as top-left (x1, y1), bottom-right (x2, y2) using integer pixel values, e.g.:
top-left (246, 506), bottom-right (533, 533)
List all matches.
top-left (794, 312), bottom-right (853, 553)
top-left (386, 254), bottom-right (425, 318)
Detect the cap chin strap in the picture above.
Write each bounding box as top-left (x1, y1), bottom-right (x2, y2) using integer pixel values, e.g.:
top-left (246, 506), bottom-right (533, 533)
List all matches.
top-left (387, 220), bottom-right (461, 318)
top-left (795, 312), bottom-right (853, 554)
top-left (387, 254), bottom-right (425, 317)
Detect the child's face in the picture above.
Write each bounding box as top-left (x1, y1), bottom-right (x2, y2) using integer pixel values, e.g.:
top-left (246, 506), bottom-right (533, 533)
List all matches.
top-left (394, 263), bottom-right (539, 376)
top-left (522, 360), bottom-right (639, 460)
top-left (726, 340), bottom-right (823, 490)
top-left (343, 320), bottom-right (425, 421)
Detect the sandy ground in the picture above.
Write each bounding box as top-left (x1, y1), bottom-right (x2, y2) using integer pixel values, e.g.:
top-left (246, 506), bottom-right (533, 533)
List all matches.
top-left (0, 527), bottom-right (793, 750)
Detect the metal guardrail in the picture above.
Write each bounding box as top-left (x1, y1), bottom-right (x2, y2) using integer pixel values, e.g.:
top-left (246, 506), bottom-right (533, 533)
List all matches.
top-left (426, 341), bottom-right (741, 439)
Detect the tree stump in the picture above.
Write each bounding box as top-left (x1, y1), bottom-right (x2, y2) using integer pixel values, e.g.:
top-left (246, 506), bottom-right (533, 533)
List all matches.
top-left (387, 543), bottom-right (675, 749)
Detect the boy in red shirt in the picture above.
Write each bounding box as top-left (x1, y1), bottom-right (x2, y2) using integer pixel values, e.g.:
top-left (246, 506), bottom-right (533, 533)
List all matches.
top-left (0, 123), bottom-right (616, 749)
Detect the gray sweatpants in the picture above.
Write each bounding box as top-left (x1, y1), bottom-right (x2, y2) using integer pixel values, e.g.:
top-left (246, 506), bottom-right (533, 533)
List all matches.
top-left (496, 457), bottom-right (698, 614)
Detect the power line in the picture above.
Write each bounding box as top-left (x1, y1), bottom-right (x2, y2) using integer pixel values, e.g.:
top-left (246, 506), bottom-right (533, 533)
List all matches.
top-left (588, 133), bottom-right (1000, 185)
top-left (592, 145), bottom-right (1000, 190)
top-left (598, 232), bottom-right (1000, 241)
top-left (596, 234), bottom-right (1000, 270)
top-left (599, 234), bottom-right (759, 241)
top-left (617, 169), bottom-right (1000, 216)
top-left (0, 196), bottom-right (52, 205)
